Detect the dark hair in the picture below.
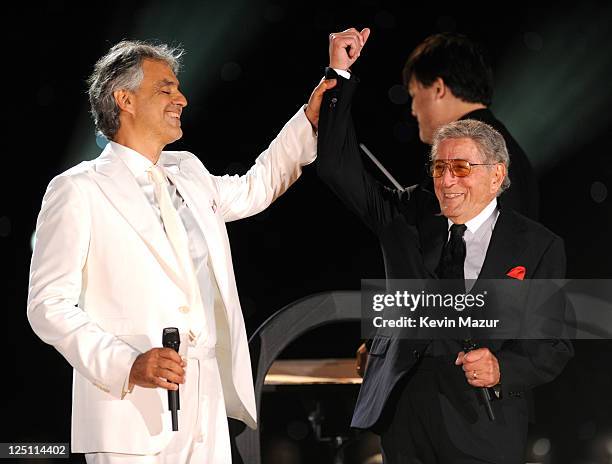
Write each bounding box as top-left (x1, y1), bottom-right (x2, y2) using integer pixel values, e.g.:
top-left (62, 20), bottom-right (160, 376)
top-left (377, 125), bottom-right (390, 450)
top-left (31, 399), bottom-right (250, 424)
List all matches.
top-left (402, 33), bottom-right (493, 106)
top-left (87, 40), bottom-right (184, 140)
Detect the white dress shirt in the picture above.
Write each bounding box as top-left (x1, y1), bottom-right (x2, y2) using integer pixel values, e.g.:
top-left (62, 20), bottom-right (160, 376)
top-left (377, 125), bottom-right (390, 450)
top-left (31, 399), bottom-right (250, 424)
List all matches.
top-left (112, 141), bottom-right (217, 348)
top-left (446, 197), bottom-right (500, 282)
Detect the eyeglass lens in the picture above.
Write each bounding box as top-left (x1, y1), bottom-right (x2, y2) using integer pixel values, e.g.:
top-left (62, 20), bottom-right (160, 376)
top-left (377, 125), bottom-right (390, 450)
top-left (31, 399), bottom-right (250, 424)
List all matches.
top-left (431, 160), bottom-right (471, 177)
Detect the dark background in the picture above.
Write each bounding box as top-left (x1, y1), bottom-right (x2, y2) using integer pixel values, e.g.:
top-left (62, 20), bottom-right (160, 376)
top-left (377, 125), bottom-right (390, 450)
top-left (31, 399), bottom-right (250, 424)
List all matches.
top-left (4, 0), bottom-right (612, 462)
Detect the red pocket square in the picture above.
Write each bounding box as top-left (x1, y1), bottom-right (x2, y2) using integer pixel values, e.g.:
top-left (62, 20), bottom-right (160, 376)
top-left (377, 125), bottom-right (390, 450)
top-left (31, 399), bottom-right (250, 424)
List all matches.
top-left (507, 266), bottom-right (526, 280)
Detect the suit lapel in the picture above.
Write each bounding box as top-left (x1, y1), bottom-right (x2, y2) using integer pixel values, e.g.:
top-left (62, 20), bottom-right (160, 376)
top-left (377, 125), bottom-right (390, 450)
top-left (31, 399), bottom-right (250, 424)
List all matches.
top-left (472, 209), bottom-right (529, 346)
top-left (421, 214), bottom-right (447, 275)
top-left (91, 145), bottom-right (186, 291)
top-left (478, 209), bottom-right (528, 279)
top-left (407, 183), bottom-right (447, 275)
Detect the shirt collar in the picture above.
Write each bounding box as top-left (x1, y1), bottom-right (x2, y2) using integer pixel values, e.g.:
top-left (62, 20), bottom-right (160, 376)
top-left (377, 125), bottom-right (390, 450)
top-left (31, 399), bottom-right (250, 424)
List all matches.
top-left (447, 197), bottom-right (498, 234)
top-left (110, 141), bottom-right (154, 178)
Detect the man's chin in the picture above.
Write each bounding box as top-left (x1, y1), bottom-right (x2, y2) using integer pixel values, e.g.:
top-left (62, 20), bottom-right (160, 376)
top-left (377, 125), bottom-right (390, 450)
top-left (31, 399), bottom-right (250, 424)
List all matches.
top-left (165, 129), bottom-right (183, 145)
top-left (419, 131), bottom-right (431, 145)
top-left (439, 204), bottom-right (462, 220)
top-left (419, 127), bottom-right (434, 145)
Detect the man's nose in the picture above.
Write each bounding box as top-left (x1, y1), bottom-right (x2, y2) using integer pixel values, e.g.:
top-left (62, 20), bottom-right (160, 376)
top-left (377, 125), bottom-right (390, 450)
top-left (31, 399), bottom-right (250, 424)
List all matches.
top-left (175, 90), bottom-right (188, 108)
top-left (441, 165), bottom-right (457, 186)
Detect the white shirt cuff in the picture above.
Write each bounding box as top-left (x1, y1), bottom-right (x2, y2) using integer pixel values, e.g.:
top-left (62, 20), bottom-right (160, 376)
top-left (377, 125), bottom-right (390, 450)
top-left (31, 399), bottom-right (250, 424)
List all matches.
top-left (332, 68), bottom-right (351, 80)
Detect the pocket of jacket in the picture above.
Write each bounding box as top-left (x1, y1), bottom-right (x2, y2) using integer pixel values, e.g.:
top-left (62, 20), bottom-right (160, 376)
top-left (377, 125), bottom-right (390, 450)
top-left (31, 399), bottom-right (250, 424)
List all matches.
top-left (369, 335), bottom-right (390, 357)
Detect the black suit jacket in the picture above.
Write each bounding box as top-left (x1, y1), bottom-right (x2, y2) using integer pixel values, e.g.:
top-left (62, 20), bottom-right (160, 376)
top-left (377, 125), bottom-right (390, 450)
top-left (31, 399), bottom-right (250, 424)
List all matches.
top-left (317, 73), bottom-right (573, 460)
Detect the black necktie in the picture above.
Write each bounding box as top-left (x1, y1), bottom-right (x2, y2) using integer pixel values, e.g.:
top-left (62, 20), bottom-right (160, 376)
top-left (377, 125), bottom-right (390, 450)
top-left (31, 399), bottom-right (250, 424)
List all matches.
top-left (436, 224), bottom-right (467, 280)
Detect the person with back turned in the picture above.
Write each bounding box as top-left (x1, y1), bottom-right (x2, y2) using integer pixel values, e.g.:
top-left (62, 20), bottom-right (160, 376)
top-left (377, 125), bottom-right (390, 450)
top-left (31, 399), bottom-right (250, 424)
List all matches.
top-left (27, 39), bottom-right (334, 463)
top-left (317, 28), bottom-right (572, 463)
top-left (404, 32), bottom-right (539, 220)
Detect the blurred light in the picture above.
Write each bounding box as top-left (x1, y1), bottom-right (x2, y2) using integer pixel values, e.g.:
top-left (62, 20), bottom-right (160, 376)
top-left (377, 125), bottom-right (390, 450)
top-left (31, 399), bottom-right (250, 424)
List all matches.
top-left (263, 436), bottom-right (301, 464)
top-left (388, 84), bottom-right (409, 105)
top-left (495, 4), bottom-right (612, 170)
top-left (532, 437), bottom-right (551, 457)
top-left (31, 231), bottom-right (36, 251)
top-left (606, 436), bottom-right (612, 454)
top-left (0, 216), bottom-right (10, 238)
top-left (588, 431), bottom-right (612, 460)
top-left (590, 181), bottom-right (608, 203)
top-left (364, 455), bottom-right (383, 464)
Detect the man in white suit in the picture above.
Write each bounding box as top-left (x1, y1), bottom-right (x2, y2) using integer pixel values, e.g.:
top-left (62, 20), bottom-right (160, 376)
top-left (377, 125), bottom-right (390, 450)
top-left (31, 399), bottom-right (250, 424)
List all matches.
top-left (27, 40), bottom-right (339, 463)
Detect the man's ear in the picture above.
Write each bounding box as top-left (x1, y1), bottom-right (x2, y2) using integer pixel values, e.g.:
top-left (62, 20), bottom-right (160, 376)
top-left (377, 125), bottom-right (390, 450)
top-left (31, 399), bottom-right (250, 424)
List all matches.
top-left (433, 77), bottom-right (447, 100)
top-left (114, 89), bottom-right (134, 114)
top-left (491, 163), bottom-right (507, 193)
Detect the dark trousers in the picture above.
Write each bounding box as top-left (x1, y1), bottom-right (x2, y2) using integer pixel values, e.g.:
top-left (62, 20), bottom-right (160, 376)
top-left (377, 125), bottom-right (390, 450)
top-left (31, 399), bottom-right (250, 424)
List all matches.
top-left (380, 358), bottom-right (494, 464)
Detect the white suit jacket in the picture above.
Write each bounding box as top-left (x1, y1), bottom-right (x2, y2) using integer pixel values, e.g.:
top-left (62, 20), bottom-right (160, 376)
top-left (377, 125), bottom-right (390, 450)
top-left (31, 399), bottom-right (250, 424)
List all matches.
top-left (27, 107), bottom-right (316, 454)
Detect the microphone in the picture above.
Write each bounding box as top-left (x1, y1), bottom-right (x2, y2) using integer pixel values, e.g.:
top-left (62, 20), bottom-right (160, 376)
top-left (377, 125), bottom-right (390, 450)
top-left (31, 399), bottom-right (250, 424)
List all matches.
top-left (462, 339), bottom-right (495, 421)
top-left (162, 327), bottom-right (181, 431)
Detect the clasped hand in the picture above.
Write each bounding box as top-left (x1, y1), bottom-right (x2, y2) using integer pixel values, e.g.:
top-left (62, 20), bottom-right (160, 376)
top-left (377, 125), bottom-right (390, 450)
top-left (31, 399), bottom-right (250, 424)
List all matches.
top-left (304, 27), bottom-right (370, 129)
top-left (455, 347), bottom-right (500, 388)
top-left (128, 347), bottom-right (186, 391)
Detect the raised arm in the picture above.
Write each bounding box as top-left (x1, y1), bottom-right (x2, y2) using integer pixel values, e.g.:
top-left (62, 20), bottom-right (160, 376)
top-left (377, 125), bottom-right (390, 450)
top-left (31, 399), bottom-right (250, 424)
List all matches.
top-left (317, 28), bottom-right (413, 234)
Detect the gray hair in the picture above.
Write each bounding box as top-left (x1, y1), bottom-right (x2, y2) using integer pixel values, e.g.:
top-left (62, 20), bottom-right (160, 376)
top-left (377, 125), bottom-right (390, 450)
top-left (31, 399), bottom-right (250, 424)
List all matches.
top-left (430, 119), bottom-right (511, 194)
top-left (87, 40), bottom-right (185, 140)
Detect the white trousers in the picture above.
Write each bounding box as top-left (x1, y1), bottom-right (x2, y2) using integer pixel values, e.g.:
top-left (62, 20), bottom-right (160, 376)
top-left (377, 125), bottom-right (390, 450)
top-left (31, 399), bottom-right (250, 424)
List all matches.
top-left (86, 345), bottom-right (232, 464)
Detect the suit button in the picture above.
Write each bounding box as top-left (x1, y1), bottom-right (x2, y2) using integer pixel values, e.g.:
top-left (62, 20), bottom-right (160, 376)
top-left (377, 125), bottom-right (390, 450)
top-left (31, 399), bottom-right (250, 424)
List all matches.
top-left (179, 305), bottom-right (190, 314)
top-left (413, 350), bottom-right (420, 359)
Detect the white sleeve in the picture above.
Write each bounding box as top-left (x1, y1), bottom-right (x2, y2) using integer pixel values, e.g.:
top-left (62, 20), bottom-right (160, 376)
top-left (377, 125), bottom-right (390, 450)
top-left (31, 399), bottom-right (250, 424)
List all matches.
top-left (27, 174), bottom-right (141, 399)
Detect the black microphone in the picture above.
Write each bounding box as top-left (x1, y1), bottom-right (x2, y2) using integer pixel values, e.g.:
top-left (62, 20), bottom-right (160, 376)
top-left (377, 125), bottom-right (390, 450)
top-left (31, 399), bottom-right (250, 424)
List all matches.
top-left (462, 339), bottom-right (495, 421)
top-left (162, 327), bottom-right (181, 431)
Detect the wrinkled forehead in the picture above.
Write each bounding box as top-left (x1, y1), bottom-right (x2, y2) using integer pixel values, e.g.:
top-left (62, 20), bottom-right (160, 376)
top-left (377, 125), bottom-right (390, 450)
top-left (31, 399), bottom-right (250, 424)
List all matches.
top-left (434, 137), bottom-right (483, 162)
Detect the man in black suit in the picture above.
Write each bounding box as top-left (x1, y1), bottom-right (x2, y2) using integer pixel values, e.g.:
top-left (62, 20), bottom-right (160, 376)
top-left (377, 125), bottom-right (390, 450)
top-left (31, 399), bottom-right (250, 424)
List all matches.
top-left (355, 31), bottom-right (540, 377)
top-left (318, 28), bottom-right (572, 463)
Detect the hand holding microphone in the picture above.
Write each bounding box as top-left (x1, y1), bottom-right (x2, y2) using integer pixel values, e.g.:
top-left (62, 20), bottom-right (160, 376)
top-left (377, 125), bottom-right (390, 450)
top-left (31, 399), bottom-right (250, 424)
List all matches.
top-left (127, 328), bottom-right (186, 430)
top-left (456, 340), bottom-right (499, 421)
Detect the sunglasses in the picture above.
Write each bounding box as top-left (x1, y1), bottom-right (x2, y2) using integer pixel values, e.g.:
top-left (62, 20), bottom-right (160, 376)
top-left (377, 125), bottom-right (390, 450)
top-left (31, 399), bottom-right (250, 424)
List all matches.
top-left (428, 159), bottom-right (498, 178)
